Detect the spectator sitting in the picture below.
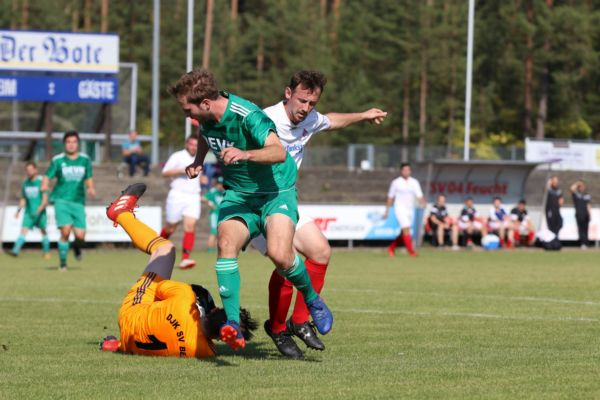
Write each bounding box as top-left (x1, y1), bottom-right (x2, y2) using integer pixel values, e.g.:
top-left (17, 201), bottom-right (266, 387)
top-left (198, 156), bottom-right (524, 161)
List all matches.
top-left (510, 199), bottom-right (535, 247)
top-left (428, 194), bottom-right (457, 249)
top-left (488, 196), bottom-right (513, 248)
top-left (451, 197), bottom-right (487, 248)
top-left (122, 130), bottom-right (150, 177)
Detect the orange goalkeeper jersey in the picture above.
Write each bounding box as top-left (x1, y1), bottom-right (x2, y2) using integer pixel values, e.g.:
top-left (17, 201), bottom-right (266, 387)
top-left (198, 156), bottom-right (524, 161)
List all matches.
top-left (118, 272), bottom-right (216, 358)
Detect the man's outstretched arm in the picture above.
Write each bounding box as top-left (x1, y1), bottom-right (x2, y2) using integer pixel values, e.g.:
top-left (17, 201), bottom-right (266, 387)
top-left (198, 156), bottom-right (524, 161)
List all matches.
top-left (326, 108), bottom-right (387, 130)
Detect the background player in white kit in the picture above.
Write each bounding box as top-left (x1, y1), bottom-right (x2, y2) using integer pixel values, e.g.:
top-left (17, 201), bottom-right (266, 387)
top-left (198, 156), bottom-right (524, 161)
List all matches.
top-left (383, 163), bottom-right (425, 257)
top-left (253, 70), bottom-right (387, 358)
top-left (160, 134), bottom-right (201, 269)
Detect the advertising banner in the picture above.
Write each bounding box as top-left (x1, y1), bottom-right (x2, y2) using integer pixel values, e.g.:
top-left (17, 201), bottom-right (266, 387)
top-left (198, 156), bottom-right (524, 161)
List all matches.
top-left (0, 30), bottom-right (119, 74)
top-left (2, 206), bottom-right (161, 242)
top-left (525, 138), bottom-right (600, 172)
top-left (0, 75), bottom-right (118, 103)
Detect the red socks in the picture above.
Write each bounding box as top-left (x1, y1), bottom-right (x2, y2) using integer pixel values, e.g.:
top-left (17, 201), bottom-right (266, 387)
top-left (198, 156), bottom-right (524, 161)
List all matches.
top-left (182, 231), bottom-right (195, 259)
top-left (268, 259), bottom-right (329, 332)
top-left (268, 270), bottom-right (293, 333)
top-left (402, 233), bottom-right (416, 256)
top-left (527, 231), bottom-right (535, 245)
top-left (514, 231), bottom-right (521, 243)
top-left (160, 228), bottom-right (170, 239)
top-left (291, 259), bottom-right (328, 324)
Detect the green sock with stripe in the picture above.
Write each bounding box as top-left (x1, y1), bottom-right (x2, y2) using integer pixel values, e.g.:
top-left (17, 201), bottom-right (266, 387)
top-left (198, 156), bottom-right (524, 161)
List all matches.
top-left (280, 255), bottom-right (318, 303)
top-left (41, 235), bottom-right (50, 254)
top-left (11, 234), bottom-right (26, 255)
top-left (215, 258), bottom-right (241, 323)
top-left (58, 240), bottom-right (69, 266)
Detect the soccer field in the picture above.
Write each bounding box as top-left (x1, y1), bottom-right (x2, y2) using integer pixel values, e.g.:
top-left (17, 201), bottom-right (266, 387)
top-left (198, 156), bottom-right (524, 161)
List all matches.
top-left (1, 248), bottom-right (599, 399)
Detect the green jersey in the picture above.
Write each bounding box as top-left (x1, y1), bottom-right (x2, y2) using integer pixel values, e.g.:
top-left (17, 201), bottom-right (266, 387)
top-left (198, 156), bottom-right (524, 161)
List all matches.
top-left (46, 152), bottom-right (93, 204)
top-left (21, 175), bottom-right (44, 215)
top-left (203, 187), bottom-right (225, 215)
top-left (201, 92), bottom-right (297, 193)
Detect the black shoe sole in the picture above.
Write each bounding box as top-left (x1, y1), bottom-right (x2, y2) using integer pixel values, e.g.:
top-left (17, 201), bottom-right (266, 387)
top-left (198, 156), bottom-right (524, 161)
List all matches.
top-left (122, 183), bottom-right (147, 198)
top-left (287, 320), bottom-right (325, 351)
top-left (264, 320), bottom-right (304, 359)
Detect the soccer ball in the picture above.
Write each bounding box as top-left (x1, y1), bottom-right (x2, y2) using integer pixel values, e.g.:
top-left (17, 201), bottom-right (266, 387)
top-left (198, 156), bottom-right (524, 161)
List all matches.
top-left (481, 234), bottom-right (500, 250)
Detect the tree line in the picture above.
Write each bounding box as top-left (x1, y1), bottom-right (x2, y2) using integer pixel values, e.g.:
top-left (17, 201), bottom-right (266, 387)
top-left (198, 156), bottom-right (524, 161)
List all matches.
top-left (2, 0), bottom-right (599, 160)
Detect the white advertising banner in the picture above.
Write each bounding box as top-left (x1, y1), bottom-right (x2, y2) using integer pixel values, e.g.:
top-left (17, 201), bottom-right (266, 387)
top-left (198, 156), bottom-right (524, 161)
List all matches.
top-left (525, 138), bottom-right (600, 171)
top-left (298, 204), bottom-right (405, 240)
top-left (0, 30), bottom-right (119, 74)
top-left (2, 206), bottom-right (161, 242)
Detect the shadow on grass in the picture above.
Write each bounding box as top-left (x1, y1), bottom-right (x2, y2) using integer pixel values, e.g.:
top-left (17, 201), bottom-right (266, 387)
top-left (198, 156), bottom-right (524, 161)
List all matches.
top-left (41, 266), bottom-right (83, 271)
top-left (93, 340), bottom-right (321, 365)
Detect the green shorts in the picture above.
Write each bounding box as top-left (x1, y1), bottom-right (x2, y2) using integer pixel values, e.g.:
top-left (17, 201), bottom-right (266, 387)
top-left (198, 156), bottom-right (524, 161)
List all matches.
top-left (22, 211), bottom-right (47, 230)
top-left (217, 188), bottom-right (299, 240)
top-left (54, 200), bottom-right (87, 229)
top-left (209, 211), bottom-right (219, 235)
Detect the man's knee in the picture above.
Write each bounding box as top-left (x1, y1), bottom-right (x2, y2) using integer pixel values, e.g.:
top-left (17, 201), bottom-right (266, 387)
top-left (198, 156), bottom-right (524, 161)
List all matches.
top-left (306, 242), bottom-right (331, 264)
top-left (267, 248), bottom-right (294, 269)
top-left (154, 241), bottom-right (175, 256)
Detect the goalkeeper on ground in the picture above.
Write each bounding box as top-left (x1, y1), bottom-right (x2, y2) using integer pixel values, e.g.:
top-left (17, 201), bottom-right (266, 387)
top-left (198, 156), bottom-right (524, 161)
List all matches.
top-left (100, 183), bottom-right (257, 357)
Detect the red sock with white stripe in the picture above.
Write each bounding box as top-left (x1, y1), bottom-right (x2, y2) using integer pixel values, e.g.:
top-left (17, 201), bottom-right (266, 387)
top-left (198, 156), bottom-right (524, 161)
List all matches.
top-left (182, 231), bottom-right (195, 260)
top-left (268, 269), bottom-right (293, 334)
top-left (291, 259), bottom-right (328, 324)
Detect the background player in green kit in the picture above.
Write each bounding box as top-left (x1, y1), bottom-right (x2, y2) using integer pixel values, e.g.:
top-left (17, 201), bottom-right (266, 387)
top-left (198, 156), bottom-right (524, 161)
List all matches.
top-left (202, 175), bottom-right (225, 253)
top-left (42, 131), bottom-right (96, 270)
top-left (170, 68), bottom-right (333, 350)
top-left (9, 162), bottom-right (50, 258)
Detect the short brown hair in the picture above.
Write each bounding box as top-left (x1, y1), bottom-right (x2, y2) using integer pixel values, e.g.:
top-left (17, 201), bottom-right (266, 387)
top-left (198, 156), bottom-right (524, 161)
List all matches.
top-left (289, 70), bottom-right (327, 93)
top-left (169, 69), bottom-right (219, 104)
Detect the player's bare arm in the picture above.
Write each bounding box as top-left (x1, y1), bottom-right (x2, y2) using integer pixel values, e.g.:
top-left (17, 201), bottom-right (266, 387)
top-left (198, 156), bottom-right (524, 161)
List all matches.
top-left (220, 131), bottom-right (286, 165)
top-left (383, 196), bottom-right (394, 219)
top-left (185, 139), bottom-right (209, 179)
top-left (326, 108), bottom-right (387, 130)
top-left (36, 192), bottom-right (48, 215)
top-left (86, 178), bottom-right (96, 199)
top-left (15, 197), bottom-right (25, 217)
top-left (40, 176), bottom-right (50, 193)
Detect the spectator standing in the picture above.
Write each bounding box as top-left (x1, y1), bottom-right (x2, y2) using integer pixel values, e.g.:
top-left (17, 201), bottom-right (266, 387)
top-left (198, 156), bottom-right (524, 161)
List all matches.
top-left (570, 180), bottom-right (591, 249)
top-left (545, 176), bottom-right (564, 237)
top-left (122, 130), bottom-right (150, 177)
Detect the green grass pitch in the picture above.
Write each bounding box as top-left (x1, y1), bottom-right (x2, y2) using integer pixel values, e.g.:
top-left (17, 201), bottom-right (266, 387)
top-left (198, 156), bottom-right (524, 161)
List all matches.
top-left (1, 247), bottom-right (599, 399)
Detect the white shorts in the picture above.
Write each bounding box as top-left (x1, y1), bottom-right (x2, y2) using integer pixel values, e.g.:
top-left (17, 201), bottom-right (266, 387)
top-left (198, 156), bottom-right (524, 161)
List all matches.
top-left (488, 220), bottom-right (510, 231)
top-left (165, 190), bottom-right (201, 224)
top-left (394, 207), bottom-right (414, 229)
top-left (458, 220), bottom-right (483, 231)
top-left (250, 214), bottom-right (314, 256)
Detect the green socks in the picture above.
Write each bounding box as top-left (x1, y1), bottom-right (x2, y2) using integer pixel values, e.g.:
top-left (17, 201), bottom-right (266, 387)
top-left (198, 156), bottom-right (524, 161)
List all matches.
top-left (280, 255), bottom-right (318, 303)
top-left (58, 240), bottom-right (69, 266)
top-left (41, 235), bottom-right (50, 254)
top-left (11, 234), bottom-right (26, 255)
top-left (215, 258), bottom-right (241, 323)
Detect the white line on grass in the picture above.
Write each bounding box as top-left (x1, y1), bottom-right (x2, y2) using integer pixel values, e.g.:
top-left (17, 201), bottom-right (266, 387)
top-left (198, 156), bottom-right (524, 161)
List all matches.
top-left (326, 288), bottom-right (600, 306)
top-left (0, 297), bottom-right (596, 323)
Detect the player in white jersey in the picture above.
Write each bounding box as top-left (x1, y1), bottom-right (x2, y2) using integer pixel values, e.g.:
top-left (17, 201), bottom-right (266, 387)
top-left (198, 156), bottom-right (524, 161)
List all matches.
top-left (383, 163), bottom-right (425, 257)
top-left (252, 70), bottom-right (387, 358)
top-left (160, 134), bottom-right (201, 269)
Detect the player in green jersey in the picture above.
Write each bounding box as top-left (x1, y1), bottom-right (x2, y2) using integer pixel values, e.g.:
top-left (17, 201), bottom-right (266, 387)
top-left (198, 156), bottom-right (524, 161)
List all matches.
top-left (202, 175), bottom-right (225, 253)
top-left (9, 162), bottom-right (50, 258)
top-left (41, 131), bottom-right (96, 270)
top-left (170, 68), bottom-right (333, 350)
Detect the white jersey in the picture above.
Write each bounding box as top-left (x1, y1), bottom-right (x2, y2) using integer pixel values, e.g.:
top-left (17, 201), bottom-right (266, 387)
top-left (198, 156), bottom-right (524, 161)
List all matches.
top-left (162, 149), bottom-right (200, 194)
top-left (387, 176), bottom-right (423, 210)
top-left (263, 101), bottom-right (331, 168)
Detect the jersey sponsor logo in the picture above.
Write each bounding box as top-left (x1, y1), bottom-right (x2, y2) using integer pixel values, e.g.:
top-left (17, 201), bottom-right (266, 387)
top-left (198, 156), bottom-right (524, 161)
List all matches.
top-left (286, 143), bottom-right (304, 154)
top-left (206, 137), bottom-right (235, 155)
top-left (24, 186), bottom-right (40, 198)
top-left (60, 164), bottom-right (86, 181)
